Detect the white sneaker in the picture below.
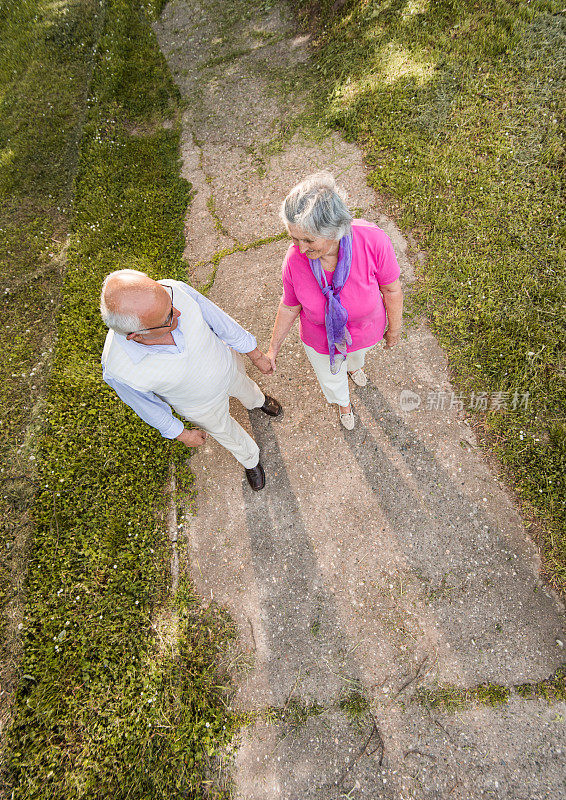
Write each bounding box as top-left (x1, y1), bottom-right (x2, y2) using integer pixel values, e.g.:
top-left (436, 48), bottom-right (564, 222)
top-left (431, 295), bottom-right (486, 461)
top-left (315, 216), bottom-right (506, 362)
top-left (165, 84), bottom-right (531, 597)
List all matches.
top-left (348, 368), bottom-right (367, 387)
top-left (339, 409), bottom-right (355, 430)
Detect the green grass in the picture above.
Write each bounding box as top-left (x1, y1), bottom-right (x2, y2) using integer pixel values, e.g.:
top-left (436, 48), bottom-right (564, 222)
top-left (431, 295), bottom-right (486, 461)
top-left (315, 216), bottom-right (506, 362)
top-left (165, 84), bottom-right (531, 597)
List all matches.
top-left (2, 1), bottom-right (239, 797)
top-left (339, 690), bottom-right (371, 718)
top-left (416, 668), bottom-right (566, 711)
top-left (273, 698), bottom-right (326, 728)
top-left (0, 0), bottom-right (103, 751)
top-left (290, 0), bottom-right (566, 589)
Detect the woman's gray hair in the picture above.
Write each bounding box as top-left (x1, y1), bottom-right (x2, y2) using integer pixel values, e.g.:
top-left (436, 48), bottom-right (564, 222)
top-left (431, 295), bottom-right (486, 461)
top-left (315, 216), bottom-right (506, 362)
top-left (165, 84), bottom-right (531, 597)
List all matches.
top-left (100, 268), bottom-right (145, 334)
top-left (280, 171), bottom-right (352, 240)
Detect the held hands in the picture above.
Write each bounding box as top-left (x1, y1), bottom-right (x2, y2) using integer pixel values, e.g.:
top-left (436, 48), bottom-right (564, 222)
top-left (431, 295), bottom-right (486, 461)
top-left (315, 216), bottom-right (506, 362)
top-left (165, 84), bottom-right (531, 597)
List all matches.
top-left (176, 428), bottom-right (208, 447)
top-left (253, 353), bottom-right (274, 375)
top-left (248, 349), bottom-right (274, 375)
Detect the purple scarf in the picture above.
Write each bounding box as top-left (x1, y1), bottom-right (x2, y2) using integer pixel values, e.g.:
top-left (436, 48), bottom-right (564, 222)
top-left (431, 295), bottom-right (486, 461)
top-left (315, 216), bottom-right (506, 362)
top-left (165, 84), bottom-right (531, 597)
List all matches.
top-left (308, 234), bottom-right (353, 374)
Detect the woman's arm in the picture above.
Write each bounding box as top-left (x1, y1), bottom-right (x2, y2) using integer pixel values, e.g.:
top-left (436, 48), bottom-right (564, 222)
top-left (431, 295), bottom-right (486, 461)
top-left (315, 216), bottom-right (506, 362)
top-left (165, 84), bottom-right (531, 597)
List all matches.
top-left (379, 278), bottom-right (403, 348)
top-left (266, 299), bottom-right (302, 370)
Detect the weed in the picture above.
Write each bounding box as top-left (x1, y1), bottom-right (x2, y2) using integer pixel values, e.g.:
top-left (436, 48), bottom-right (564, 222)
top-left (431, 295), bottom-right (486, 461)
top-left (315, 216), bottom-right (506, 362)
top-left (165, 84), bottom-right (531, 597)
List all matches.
top-left (201, 47), bottom-right (256, 70)
top-left (417, 668), bottom-right (565, 711)
top-left (282, 698), bottom-right (326, 728)
top-left (339, 691), bottom-right (370, 718)
top-left (416, 683), bottom-right (509, 711)
top-left (206, 195), bottom-right (233, 238)
top-left (515, 668), bottom-right (566, 702)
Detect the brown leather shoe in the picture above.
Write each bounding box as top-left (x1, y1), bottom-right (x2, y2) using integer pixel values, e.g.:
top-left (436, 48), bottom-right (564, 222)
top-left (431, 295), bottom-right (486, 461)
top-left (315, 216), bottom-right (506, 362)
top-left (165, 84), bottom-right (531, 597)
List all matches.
top-left (245, 462), bottom-right (265, 491)
top-left (260, 395), bottom-right (282, 417)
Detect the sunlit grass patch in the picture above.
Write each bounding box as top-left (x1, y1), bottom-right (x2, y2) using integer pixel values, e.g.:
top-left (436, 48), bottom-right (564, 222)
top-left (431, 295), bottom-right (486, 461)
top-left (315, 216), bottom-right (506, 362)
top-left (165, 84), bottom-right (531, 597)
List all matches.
top-left (0, 0), bottom-right (103, 751)
top-left (329, 41), bottom-right (435, 109)
top-left (401, 0), bottom-right (430, 21)
top-left (381, 43), bottom-right (435, 86)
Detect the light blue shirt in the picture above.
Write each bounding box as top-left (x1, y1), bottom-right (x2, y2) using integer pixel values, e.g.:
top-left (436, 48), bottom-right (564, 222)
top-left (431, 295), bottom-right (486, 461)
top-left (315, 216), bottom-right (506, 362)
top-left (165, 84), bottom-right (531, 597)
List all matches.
top-left (102, 283), bottom-right (257, 439)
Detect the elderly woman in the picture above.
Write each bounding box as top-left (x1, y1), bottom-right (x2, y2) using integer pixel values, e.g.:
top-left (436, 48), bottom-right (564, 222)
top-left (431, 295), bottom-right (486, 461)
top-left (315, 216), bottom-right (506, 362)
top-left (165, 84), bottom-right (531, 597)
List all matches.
top-left (266, 172), bottom-right (403, 429)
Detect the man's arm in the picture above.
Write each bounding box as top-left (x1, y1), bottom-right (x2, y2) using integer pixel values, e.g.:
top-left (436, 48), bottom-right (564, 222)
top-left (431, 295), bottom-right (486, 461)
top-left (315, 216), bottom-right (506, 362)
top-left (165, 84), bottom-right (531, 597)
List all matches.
top-left (180, 283), bottom-right (272, 373)
top-left (181, 284), bottom-right (257, 351)
top-left (103, 374), bottom-right (207, 446)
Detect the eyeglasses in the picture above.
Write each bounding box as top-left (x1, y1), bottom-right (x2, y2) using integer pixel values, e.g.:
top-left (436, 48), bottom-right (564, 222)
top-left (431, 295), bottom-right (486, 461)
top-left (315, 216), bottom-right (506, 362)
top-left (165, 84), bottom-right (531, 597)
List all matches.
top-left (132, 285), bottom-right (174, 335)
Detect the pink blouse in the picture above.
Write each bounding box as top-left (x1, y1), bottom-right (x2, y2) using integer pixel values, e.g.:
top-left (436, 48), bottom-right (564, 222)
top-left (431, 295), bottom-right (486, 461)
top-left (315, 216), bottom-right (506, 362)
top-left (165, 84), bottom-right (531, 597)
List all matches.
top-left (282, 219), bottom-right (401, 355)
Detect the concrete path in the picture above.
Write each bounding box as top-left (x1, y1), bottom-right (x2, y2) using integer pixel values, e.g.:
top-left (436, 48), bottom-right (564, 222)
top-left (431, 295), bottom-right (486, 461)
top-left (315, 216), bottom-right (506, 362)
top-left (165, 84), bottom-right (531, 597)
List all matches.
top-left (154, 2), bottom-right (565, 798)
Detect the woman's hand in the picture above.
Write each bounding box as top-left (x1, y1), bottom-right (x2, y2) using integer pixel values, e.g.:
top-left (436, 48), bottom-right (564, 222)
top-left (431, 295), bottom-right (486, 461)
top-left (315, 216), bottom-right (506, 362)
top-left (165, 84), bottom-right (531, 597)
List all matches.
top-left (265, 347), bottom-right (277, 373)
top-left (384, 328), bottom-right (401, 348)
top-left (246, 347), bottom-right (274, 375)
top-left (265, 301), bottom-right (301, 374)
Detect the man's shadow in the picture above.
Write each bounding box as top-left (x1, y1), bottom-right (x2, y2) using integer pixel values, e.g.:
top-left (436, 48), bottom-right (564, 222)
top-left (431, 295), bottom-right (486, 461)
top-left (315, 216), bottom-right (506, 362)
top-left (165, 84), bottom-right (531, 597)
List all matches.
top-left (242, 410), bottom-right (395, 800)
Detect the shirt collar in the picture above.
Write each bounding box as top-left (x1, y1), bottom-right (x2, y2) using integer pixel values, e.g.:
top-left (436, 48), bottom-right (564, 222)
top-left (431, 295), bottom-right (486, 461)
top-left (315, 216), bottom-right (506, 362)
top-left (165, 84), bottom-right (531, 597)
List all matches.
top-left (113, 319), bottom-right (185, 363)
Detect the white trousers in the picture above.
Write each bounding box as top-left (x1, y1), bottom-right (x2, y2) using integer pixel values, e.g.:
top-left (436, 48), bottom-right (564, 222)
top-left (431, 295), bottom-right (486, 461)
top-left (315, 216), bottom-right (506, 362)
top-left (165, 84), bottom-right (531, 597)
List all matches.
top-left (185, 353), bottom-right (264, 468)
top-left (303, 343), bottom-right (375, 406)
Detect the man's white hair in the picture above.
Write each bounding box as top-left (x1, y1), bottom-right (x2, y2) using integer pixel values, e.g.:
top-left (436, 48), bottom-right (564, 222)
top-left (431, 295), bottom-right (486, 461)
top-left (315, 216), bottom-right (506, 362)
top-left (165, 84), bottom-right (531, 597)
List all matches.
top-left (100, 268), bottom-right (148, 334)
top-left (280, 171), bottom-right (352, 241)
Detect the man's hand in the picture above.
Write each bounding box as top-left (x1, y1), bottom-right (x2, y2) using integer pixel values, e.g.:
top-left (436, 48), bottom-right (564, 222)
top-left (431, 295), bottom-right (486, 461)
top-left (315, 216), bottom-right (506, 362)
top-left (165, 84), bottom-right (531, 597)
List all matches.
top-left (384, 328), bottom-right (401, 349)
top-left (176, 428), bottom-right (208, 447)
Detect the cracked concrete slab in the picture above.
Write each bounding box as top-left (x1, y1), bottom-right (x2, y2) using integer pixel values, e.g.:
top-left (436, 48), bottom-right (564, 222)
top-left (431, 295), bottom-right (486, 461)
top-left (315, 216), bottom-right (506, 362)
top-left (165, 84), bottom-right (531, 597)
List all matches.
top-left (237, 697), bottom-right (566, 800)
top-left (154, 0), bottom-right (566, 797)
top-left (236, 709), bottom-right (393, 800)
top-left (199, 132), bottom-right (380, 245)
top-left (179, 128), bottom-right (234, 271)
top-left (376, 698), bottom-right (566, 800)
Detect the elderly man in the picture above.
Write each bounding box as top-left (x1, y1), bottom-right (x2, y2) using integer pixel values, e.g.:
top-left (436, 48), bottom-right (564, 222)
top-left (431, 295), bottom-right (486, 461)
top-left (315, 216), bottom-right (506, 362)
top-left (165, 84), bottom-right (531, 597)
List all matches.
top-left (100, 269), bottom-right (280, 490)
